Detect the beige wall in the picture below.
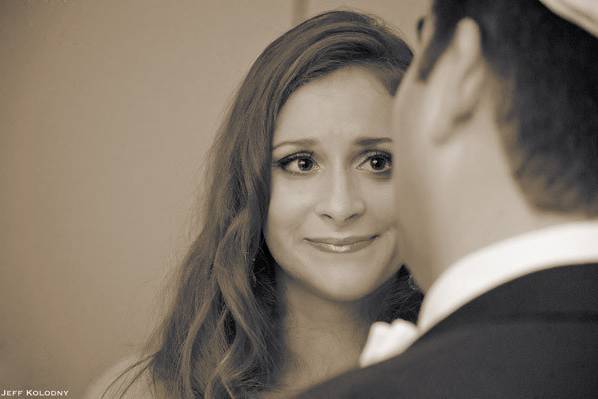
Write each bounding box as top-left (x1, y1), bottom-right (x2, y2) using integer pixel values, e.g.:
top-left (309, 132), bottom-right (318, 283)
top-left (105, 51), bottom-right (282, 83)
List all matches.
top-left (1, 1), bottom-right (428, 396)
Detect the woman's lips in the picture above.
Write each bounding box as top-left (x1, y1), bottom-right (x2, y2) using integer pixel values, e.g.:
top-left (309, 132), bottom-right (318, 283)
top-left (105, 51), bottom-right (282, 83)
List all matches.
top-left (304, 235), bottom-right (378, 253)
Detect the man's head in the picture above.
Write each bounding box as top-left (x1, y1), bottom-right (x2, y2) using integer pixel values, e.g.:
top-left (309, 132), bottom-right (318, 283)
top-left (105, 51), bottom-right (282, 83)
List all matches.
top-left (393, 0), bottom-right (598, 289)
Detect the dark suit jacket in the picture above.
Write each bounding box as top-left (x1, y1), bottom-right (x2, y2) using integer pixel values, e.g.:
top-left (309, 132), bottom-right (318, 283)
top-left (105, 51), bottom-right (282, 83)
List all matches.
top-left (297, 263), bottom-right (598, 398)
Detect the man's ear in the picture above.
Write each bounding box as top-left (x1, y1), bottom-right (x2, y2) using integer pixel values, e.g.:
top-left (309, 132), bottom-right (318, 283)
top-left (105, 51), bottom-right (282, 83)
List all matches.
top-left (425, 18), bottom-right (486, 144)
top-left (451, 19), bottom-right (487, 124)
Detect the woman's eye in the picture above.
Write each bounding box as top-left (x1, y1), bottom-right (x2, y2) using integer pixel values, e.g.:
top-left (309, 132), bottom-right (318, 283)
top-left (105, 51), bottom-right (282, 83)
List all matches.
top-left (276, 153), bottom-right (319, 175)
top-left (296, 158), bottom-right (315, 171)
top-left (357, 152), bottom-right (392, 174)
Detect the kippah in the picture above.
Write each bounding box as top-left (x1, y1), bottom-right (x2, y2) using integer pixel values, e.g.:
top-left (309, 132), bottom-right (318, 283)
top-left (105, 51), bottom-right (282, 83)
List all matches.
top-left (539, 0), bottom-right (598, 37)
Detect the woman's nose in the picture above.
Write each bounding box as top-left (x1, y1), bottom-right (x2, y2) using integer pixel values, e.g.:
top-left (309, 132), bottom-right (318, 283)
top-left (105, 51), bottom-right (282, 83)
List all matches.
top-left (315, 170), bottom-right (365, 224)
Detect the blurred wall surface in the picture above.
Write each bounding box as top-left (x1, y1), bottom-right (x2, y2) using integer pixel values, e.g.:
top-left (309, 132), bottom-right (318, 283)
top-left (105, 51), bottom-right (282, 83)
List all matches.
top-left (1, 1), bottom-right (428, 396)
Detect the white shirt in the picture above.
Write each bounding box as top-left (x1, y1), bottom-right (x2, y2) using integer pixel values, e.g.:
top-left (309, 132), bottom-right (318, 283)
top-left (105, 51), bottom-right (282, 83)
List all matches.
top-left (360, 221), bottom-right (598, 367)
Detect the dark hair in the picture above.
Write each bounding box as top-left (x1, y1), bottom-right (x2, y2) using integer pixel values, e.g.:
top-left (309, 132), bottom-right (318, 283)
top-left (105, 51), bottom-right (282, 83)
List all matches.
top-left (420, 0), bottom-right (598, 215)
top-left (108, 10), bottom-right (420, 399)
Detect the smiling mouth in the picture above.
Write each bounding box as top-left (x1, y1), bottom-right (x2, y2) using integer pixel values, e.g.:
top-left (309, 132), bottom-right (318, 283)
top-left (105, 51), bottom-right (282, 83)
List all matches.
top-left (304, 235), bottom-right (379, 254)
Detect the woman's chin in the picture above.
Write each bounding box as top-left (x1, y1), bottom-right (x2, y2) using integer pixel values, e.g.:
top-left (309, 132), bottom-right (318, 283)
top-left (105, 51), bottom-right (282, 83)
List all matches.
top-left (304, 244), bottom-right (400, 302)
top-left (310, 276), bottom-right (393, 303)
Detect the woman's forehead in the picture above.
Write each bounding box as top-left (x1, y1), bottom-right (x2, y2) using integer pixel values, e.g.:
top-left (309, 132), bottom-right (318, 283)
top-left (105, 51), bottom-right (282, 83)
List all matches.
top-left (273, 67), bottom-right (393, 147)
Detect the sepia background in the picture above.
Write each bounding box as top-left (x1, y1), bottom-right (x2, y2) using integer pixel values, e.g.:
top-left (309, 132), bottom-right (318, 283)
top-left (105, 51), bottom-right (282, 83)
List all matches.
top-left (1, 0), bottom-right (428, 396)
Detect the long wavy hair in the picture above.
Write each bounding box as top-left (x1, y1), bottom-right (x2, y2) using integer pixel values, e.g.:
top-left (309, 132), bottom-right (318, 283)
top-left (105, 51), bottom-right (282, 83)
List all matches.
top-left (111, 10), bottom-right (420, 399)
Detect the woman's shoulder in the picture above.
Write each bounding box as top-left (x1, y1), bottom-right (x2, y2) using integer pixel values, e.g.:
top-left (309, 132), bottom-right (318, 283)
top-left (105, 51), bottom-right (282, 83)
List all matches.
top-left (84, 355), bottom-right (156, 399)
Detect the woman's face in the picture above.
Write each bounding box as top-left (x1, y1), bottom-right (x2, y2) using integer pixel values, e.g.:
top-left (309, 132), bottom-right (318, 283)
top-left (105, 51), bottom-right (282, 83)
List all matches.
top-left (265, 66), bottom-right (401, 302)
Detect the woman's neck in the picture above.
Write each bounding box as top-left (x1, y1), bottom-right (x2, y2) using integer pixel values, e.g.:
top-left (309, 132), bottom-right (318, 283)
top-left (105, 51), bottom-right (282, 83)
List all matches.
top-left (271, 273), bottom-right (376, 396)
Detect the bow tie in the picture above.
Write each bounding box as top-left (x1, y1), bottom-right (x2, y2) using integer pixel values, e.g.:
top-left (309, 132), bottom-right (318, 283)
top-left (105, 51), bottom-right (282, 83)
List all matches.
top-left (359, 319), bottom-right (419, 368)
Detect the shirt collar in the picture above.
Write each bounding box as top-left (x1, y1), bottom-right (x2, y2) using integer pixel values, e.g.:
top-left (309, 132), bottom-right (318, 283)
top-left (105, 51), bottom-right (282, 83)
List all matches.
top-left (417, 221), bottom-right (598, 333)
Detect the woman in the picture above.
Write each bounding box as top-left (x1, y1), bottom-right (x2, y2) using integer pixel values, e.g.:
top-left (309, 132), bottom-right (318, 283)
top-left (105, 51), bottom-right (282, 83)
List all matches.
top-left (103, 10), bottom-right (421, 399)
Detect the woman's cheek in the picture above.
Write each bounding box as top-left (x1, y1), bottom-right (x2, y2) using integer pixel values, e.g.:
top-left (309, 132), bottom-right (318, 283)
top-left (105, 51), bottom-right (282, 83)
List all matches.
top-left (361, 176), bottom-right (397, 223)
top-left (267, 174), bottom-right (318, 235)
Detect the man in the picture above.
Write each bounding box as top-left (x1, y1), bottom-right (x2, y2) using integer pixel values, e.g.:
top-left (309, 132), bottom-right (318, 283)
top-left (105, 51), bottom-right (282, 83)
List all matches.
top-left (297, 0), bottom-right (598, 397)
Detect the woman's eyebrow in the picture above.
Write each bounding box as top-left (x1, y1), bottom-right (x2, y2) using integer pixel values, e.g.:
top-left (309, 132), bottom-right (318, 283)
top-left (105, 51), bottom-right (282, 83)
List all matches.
top-left (354, 137), bottom-right (392, 146)
top-left (272, 138), bottom-right (317, 150)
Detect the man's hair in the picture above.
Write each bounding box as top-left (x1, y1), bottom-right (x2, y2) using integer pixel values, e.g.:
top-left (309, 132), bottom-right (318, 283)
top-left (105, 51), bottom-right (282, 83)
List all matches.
top-left (421, 0), bottom-right (598, 216)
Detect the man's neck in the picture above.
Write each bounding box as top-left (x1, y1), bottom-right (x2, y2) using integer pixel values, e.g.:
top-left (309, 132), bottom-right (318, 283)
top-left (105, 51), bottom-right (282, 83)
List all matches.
top-left (421, 202), bottom-right (584, 292)
top-left (417, 220), bottom-right (598, 332)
